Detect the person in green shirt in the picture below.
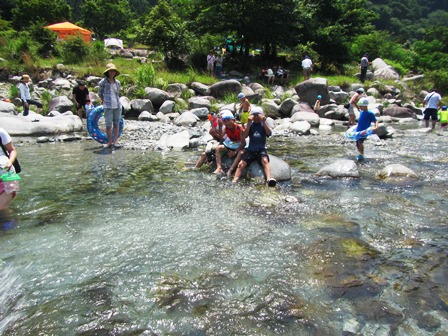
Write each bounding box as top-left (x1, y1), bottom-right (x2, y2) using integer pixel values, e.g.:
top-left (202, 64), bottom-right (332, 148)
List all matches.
top-left (438, 106), bottom-right (448, 129)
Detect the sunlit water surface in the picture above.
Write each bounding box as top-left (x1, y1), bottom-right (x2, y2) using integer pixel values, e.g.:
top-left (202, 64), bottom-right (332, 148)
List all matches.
top-left (1, 127), bottom-right (447, 335)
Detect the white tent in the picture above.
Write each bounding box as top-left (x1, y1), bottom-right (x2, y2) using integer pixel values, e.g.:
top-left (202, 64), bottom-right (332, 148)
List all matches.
top-left (104, 38), bottom-right (123, 49)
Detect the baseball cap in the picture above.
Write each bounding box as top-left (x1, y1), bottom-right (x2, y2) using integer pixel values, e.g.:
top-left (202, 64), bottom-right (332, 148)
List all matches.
top-left (317, 95), bottom-right (322, 99)
top-left (358, 98), bottom-right (369, 106)
top-left (356, 88), bottom-right (365, 93)
top-left (221, 110), bottom-right (235, 120)
top-left (237, 93), bottom-right (245, 99)
top-left (250, 106), bottom-right (264, 115)
top-left (442, 106), bottom-right (447, 110)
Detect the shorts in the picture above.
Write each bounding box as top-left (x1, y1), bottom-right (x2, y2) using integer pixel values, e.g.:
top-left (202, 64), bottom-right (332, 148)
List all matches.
top-left (356, 138), bottom-right (366, 146)
top-left (242, 149), bottom-right (269, 166)
top-left (0, 181), bottom-right (18, 199)
top-left (104, 107), bottom-right (122, 127)
top-left (207, 63), bottom-right (214, 71)
top-left (348, 104), bottom-right (356, 116)
top-left (240, 111), bottom-right (250, 125)
top-left (303, 67), bottom-right (311, 77)
top-left (205, 149), bottom-right (216, 163)
top-left (423, 108), bottom-right (438, 120)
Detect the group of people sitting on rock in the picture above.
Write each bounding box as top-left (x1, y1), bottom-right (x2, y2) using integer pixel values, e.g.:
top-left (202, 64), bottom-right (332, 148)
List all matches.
top-left (260, 66), bottom-right (289, 85)
top-left (195, 92), bottom-right (277, 187)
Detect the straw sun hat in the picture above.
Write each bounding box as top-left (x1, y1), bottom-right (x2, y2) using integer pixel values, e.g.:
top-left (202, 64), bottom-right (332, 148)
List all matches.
top-left (103, 63), bottom-right (120, 76)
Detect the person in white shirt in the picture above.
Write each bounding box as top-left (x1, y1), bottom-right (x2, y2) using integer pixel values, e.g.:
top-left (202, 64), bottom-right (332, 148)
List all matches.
top-left (302, 56), bottom-right (313, 80)
top-left (206, 51), bottom-right (215, 77)
top-left (423, 89), bottom-right (442, 129)
top-left (18, 74), bottom-right (42, 116)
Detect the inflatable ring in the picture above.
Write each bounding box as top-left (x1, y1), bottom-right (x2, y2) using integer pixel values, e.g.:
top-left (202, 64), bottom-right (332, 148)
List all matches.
top-left (87, 105), bottom-right (124, 144)
top-left (345, 125), bottom-right (374, 141)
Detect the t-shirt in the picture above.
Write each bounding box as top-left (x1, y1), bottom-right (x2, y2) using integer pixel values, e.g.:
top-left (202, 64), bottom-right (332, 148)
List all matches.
top-left (360, 56), bottom-right (369, 68)
top-left (72, 86), bottom-right (89, 104)
top-left (247, 121), bottom-right (268, 151)
top-left (302, 58), bottom-right (312, 68)
top-left (0, 128), bottom-right (14, 175)
top-left (207, 54), bottom-right (215, 64)
top-left (424, 92), bottom-right (442, 109)
top-left (18, 82), bottom-right (31, 101)
top-left (356, 110), bottom-right (377, 132)
top-left (438, 110), bottom-right (448, 123)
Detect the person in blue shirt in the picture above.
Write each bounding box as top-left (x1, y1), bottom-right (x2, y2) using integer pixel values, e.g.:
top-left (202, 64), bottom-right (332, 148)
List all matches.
top-left (355, 98), bottom-right (378, 161)
top-left (84, 98), bottom-right (94, 119)
top-left (232, 106), bottom-right (276, 187)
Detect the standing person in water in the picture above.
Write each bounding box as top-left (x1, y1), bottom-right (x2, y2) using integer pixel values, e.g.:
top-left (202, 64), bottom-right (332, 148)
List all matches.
top-left (355, 98), bottom-right (378, 161)
top-left (232, 106), bottom-right (276, 187)
top-left (99, 64), bottom-right (122, 148)
top-left (0, 128), bottom-right (19, 210)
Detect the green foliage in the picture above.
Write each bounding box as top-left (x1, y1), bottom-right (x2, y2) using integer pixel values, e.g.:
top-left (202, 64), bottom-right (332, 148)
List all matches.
top-left (81, 0), bottom-right (132, 39)
top-left (29, 20), bottom-right (58, 57)
top-left (11, 0), bottom-right (71, 30)
top-left (40, 90), bottom-right (53, 116)
top-left (87, 41), bottom-right (109, 65)
top-left (136, 63), bottom-right (156, 87)
top-left (59, 35), bottom-right (89, 64)
top-left (138, 0), bottom-right (190, 60)
top-left (174, 97), bottom-right (188, 112)
top-left (4, 32), bottom-right (39, 64)
top-left (426, 70), bottom-right (448, 96)
top-left (222, 92), bottom-right (238, 105)
top-left (8, 85), bottom-right (20, 100)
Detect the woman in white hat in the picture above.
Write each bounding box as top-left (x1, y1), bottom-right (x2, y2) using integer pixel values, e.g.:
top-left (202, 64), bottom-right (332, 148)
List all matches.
top-left (98, 64), bottom-right (122, 148)
top-left (18, 74), bottom-right (43, 116)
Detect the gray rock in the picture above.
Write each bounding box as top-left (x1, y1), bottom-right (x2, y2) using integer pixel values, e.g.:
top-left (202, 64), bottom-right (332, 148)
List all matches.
top-left (188, 97), bottom-right (212, 110)
top-left (291, 111), bottom-right (320, 127)
top-left (48, 96), bottom-right (74, 113)
top-left (295, 78), bottom-right (330, 105)
top-left (330, 91), bottom-right (349, 104)
top-left (383, 106), bottom-right (415, 118)
top-left (138, 111), bottom-right (155, 121)
top-left (377, 164), bottom-right (418, 179)
top-left (120, 96), bottom-right (132, 114)
top-left (51, 78), bottom-right (71, 90)
top-left (166, 130), bottom-right (191, 151)
top-left (159, 100), bottom-right (175, 114)
top-left (144, 87), bottom-right (171, 107)
top-left (372, 58), bottom-right (400, 81)
top-left (289, 120), bottom-right (311, 135)
top-left (261, 100), bottom-right (281, 119)
top-left (131, 99), bottom-right (154, 113)
top-left (36, 136), bottom-right (50, 143)
top-left (0, 101), bottom-right (16, 114)
top-left (1, 114), bottom-right (82, 136)
top-left (279, 98), bottom-right (298, 117)
top-left (209, 79), bottom-right (242, 98)
top-left (190, 107), bottom-right (210, 120)
top-left (246, 154), bottom-right (291, 182)
top-left (316, 159), bottom-right (359, 178)
top-left (191, 82), bottom-right (210, 96)
top-left (174, 111), bottom-right (199, 127)
top-left (291, 102), bottom-right (314, 115)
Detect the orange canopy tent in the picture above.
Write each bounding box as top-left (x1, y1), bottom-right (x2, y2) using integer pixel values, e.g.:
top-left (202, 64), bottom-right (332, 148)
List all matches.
top-left (46, 22), bottom-right (92, 43)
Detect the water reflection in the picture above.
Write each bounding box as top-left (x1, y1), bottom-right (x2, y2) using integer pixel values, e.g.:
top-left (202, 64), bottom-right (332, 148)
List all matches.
top-left (1, 128), bottom-right (448, 334)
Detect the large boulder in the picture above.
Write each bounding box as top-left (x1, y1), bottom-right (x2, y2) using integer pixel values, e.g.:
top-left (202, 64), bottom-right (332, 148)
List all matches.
top-left (377, 164), bottom-right (418, 179)
top-left (48, 96), bottom-right (73, 113)
top-left (372, 58), bottom-right (400, 81)
top-left (131, 99), bottom-right (154, 113)
top-left (261, 100), bottom-right (281, 119)
top-left (120, 96), bottom-right (132, 114)
top-left (0, 114), bottom-right (82, 135)
top-left (316, 159), bottom-right (359, 178)
top-left (191, 82), bottom-right (210, 96)
top-left (383, 106), bottom-right (415, 119)
top-left (291, 102), bottom-right (314, 114)
top-left (144, 87), bottom-right (170, 106)
top-left (159, 100), bottom-right (175, 114)
top-left (50, 78), bottom-right (71, 90)
top-left (0, 101), bottom-right (16, 114)
top-left (188, 97), bottom-right (212, 110)
top-left (289, 120), bottom-right (311, 135)
top-left (294, 78), bottom-right (330, 105)
top-left (246, 154), bottom-right (291, 182)
top-left (279, 98), bottom-right (298, 117)
top-left (174, 111), bottom-right (199, 126)
top-left (166, 83), bottom-right (188, 97)
top-left (209, 80), bottom-right (242, 98)
top-left (190, 107), bottom-right (210, 120)
top-left (291, 111), bottom-right (320, 127)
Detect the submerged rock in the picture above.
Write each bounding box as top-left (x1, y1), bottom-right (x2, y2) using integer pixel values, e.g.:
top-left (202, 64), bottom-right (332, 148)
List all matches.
top-left (316, 159), bottom-right (359, 178)
top-left (377, 164), bottom-right (418, 179)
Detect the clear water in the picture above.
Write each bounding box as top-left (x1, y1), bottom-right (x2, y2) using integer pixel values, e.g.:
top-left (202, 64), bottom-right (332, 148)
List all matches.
top-left (1, 127), bottom-right (448, 335)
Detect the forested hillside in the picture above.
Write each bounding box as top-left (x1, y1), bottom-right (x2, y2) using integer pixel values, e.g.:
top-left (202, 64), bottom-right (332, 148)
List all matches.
top-left (0, 0), bottom-right (447, 92)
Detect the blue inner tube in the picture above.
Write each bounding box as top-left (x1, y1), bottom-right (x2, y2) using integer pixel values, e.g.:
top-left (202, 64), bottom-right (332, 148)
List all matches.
top-left (87, 105), bottom-right (124, 144)
top-left (345, 125), bottom-right (374, 141)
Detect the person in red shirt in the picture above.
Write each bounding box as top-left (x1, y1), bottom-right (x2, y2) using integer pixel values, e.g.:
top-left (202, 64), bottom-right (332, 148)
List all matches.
top-left (213, 110), bottom-right (246, 175)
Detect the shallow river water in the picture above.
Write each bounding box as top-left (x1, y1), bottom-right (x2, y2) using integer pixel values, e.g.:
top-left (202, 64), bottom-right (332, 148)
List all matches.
top-left (1, 125), bottom-right (447, 335)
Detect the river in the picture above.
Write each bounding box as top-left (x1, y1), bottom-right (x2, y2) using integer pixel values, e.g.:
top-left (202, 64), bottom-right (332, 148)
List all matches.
top-left (1, 124), bottom-right (447, 335)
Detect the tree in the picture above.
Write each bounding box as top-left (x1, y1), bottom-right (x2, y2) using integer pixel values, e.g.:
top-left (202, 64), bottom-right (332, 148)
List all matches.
top-left (191, 0), bottom-right (300, 62)
top-left (297, 0), bottom-right (376, 71)
top-left (81, 0), bottom-right (132, 39)
top-left (11, 0), bottom-right (71, 30)
top-left (137, 0), bottom-right (190, 60)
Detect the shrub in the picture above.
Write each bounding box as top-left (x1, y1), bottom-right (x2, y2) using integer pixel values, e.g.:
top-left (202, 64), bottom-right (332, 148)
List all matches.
top-left (40, 90), bottom-right (53, 116)
top-left (87, 41), bottom-right (109, 66)
top-left (59, 36), bottom-right (89, 64)
top-left (8, 85), bottom-right (20, 100)
top-left (136, 63), bottom-right (156, 87)
top-left (5, 32), bottom-right (38, 64)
